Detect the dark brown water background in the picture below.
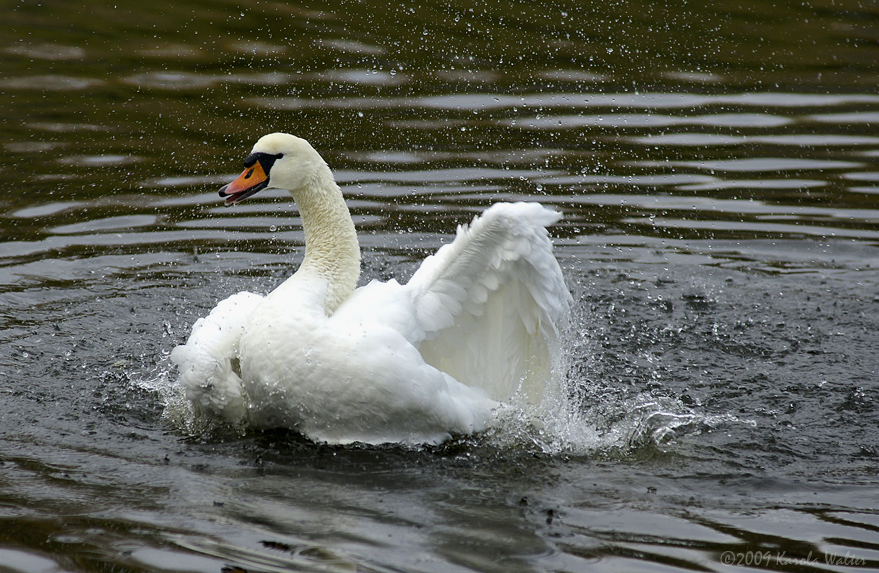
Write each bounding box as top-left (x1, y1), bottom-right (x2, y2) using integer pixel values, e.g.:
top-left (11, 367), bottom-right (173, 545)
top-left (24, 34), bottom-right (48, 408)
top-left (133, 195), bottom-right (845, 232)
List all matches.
top-left (2, 1), bottom-right (879, 571)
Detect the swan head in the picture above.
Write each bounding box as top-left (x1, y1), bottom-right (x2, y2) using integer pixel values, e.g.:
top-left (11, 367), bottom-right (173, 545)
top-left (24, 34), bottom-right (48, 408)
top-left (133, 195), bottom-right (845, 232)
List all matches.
top-left (219, 133), bottom-right (327, 206)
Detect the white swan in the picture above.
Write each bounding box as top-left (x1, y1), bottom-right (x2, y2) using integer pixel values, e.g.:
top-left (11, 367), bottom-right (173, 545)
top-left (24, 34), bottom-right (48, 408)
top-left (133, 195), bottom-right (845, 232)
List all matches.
top-left (171, 133), bottom-right (572, 445)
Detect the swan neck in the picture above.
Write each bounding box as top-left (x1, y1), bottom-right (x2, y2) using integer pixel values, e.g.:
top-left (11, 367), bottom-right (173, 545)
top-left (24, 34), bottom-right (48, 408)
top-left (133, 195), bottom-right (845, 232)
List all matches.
top-left (293, 166), bottom-right (361, 314)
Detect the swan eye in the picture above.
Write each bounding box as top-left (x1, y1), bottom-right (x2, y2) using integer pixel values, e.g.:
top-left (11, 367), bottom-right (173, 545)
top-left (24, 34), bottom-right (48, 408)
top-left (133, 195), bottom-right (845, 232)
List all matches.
top-left (242, 152), bottom-right (283, 172)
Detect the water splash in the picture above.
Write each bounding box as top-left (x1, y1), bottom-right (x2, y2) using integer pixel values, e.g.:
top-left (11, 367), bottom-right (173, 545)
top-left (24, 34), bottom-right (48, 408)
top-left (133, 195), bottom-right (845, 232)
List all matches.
top-left (140, 311), bottom-right (752, 455)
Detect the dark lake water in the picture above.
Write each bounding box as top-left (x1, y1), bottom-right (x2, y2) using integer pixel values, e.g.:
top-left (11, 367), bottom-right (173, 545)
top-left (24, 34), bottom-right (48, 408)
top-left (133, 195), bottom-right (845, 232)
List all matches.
top-left (3, 1), bottom-right (879, 571)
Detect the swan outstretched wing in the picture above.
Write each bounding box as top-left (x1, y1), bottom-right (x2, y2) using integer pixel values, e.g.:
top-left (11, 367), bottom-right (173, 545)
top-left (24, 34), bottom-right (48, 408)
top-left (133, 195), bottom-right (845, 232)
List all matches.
top-left (405, 202), bottom-right (571, 403)
top-left (312, 201), bottom-right (571, 405)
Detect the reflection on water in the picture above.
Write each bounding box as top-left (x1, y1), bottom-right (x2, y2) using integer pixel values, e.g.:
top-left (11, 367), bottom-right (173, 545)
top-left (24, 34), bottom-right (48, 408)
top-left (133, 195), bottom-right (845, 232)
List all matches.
top-left (2, 0), bottom-right (879, 571)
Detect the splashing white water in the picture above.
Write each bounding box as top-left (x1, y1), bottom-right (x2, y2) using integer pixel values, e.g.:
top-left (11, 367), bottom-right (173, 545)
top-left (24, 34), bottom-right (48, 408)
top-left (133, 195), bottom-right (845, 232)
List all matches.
top-left (136, 332), bottom-right (750, 454)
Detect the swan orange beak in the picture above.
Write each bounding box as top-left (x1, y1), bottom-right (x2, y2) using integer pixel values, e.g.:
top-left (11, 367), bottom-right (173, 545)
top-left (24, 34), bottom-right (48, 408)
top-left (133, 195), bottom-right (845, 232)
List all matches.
top-left (219, 160), bottom-right (270, 206)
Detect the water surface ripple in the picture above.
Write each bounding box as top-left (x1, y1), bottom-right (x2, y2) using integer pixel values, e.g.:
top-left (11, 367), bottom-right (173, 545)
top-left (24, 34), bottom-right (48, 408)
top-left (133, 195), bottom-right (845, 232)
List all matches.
top-left (2, 1), bottom-right (879, 572)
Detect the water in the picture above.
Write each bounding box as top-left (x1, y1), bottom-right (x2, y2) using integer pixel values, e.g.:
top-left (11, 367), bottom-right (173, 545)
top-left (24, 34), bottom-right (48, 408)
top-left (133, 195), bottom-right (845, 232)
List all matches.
top-left (2, 0), bottom-right (879, 571)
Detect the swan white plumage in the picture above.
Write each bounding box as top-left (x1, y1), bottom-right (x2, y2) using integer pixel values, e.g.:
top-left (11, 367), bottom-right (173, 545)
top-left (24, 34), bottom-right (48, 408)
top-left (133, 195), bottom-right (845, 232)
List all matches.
top-left (171, 133), bottom-right (572, 445)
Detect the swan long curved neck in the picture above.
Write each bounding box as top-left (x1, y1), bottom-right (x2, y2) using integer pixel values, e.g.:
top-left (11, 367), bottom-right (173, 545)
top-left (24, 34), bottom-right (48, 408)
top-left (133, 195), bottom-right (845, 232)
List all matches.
top-left (292, 165), bottom-right (361, 314)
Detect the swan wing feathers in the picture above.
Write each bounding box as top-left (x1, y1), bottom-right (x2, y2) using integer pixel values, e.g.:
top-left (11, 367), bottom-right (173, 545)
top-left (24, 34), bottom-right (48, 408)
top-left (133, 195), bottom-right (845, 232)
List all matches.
top-left (408, 202), bottom-right (571, 403)
top-left (170, 291), bottom-right (263, 424)
top-left (287, 324), bottom-right (497, 445)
